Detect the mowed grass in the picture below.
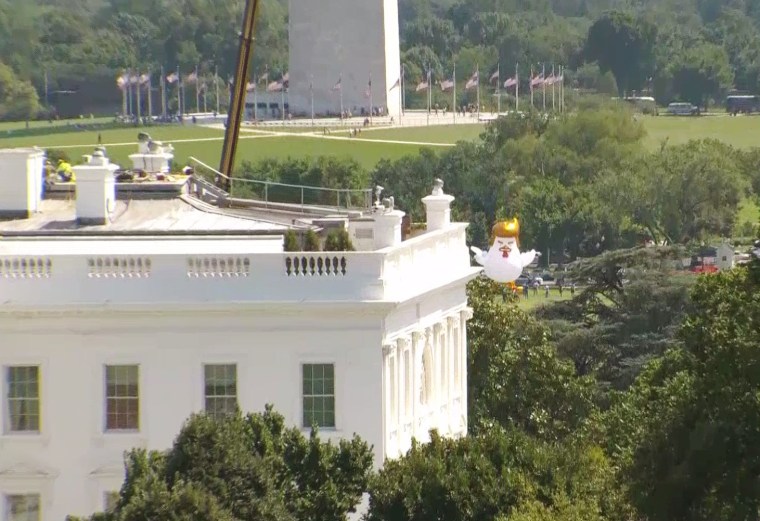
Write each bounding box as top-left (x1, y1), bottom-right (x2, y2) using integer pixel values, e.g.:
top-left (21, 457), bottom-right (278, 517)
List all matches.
top-left (363, 124), bottom-right (484, 143)
top-left (0, 116), bottom-right (113, 132)
top-left (0, 124), bottom-right (449, 170)
top-left (641, 114), bottom-right (760, 150)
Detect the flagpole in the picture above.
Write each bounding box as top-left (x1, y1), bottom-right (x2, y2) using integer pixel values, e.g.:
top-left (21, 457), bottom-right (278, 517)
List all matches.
top-left (515, 62), bottom-right (519, 113)
top-left (453, 63), bottom-right (456, 124)
top-left (44, 69), bottom-right (49, 108)
top-left (253, 72), bottom-right (258, 122)
top-left (339, 73), bottom-right (344, 121)
top-left (126, 69), bottom-right (132, 118)
top-left (367, 72), bottom-right (372, 126)
top-left (121, 71), bottom-right (127, 117)
top-left (310, 74), bottom-right (314, 126)
top-left (160, 66), bottom-right (166, 119)
top-left (215, 66), bottom-right (220, 115)
top-left (136, 71), bottom-right (142, 124)
top-left (194, 65), bottom-right (199, 114)
top-left (281, 79), bottom-right (285, 123)
top-left (561, 65), bottom-right (565, 113)
top-left (180, 67), bottom-right (185, 118)
top-left (542, 63), bottom-right (546, 112)
top-left (496, 63), bottom-right (501, 115)
top-left (401, 64), bottom-right (405, 118)
top-left (551, 64), bottom-right (555, 112)
top-left (425, 68), bottom-right (430, 126)
top-left (476, 64), bottom-right (480, 120)
top-left (149, 72), bottom-right (154, 120)
top-left (530, 65), bottom-right (534, 108)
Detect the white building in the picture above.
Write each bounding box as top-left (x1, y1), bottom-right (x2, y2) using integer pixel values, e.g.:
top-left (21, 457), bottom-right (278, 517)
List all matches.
top-left (0, 147), bottom-right (478, 521)
top-left (288, 0), bottom-right (402, 117)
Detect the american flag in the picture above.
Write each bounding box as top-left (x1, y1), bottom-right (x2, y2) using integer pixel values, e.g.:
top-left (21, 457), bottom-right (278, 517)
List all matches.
top-left (390, 77), bottom-right (401, 90)
top-left (116, 75), bottom-right (126, 88)
top-left (267, 80), bottom-right (283, 92)
top-left (465, 71), bottom-right (479, 90)
top-left (246, 82), bottom-right (256, 92)
top-left (415, 80), bottom-right (429, 92)
top-left (530, 74), bottom-right (544, 87)
top-left (186, 71), bottom-right (198, 83)
top-left (166, 72), bottom-right (178, 84)
top-left (490, 69), bottom-right (499, 83)
top-left (504, 77), bottom-right (517, 88)
top-left (332, 77), bottom-right (342, 91)
top-left (440, 78), bottom-right (455, 92)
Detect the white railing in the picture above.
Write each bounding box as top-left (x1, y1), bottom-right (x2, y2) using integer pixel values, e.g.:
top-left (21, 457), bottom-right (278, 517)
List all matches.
top-left (380, 224), bottom-right (471, 299)
top-left (0, 227), bottom-right (473, 309)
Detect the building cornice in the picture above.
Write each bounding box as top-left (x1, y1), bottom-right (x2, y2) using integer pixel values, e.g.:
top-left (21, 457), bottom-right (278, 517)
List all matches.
top-left (0, 300), bottom-right (399, 320)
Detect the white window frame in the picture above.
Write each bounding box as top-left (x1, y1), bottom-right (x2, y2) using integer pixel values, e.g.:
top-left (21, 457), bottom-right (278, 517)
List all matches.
top-left (103, 364), bottom-right (140, 433)
top-left (4, 366), bottom-right (41, 435)
top-left (203, 363), bottom-right (238, 420)
top-left (4, 492), bottom-right (41, 521)
top-left (300, 362), bottom-right (337, 430)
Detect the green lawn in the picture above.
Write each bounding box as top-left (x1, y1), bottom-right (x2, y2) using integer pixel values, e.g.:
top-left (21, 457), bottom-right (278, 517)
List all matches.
top-left (363, 124), bottom-right (485, 144)
top-left (0, 123), bottom-right (474, 170)
top-left (0, 116), bottom-right (113, 132)
top-left (642, 115), bottom-right (760, 150)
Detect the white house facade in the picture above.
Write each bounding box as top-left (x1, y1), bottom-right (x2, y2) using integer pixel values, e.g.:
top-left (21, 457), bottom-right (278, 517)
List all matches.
top-left (0, 148), bottom-right (478, 521)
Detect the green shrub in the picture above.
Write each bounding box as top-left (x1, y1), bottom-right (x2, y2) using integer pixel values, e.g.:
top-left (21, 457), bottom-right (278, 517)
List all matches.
top-left (303, 229), bottom-right (321, 251)
top-left (283, 230), bottom-right (300, 252)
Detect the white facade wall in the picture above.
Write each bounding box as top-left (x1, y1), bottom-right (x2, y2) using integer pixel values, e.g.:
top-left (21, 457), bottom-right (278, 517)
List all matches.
top-left (0, 220), bottom-right (478, 521)
top-left (288, 0), bottom-right (402, 117)
top-left (0, 300), bottom-right (470, 520)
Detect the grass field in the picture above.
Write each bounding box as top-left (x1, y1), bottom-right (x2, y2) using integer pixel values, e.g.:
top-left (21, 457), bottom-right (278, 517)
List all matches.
top-left (0, 123), bottom-right (483, 170)
top-left (641, 114), bottom-right (760, 150)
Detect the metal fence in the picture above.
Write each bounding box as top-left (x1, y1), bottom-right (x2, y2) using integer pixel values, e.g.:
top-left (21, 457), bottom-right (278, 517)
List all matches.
top-left (189, 157), bottom-right (374, 211)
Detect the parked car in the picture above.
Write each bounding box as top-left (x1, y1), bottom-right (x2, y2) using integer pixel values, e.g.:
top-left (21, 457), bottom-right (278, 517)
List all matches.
top-left (667, 102), bottom-right (700, 116)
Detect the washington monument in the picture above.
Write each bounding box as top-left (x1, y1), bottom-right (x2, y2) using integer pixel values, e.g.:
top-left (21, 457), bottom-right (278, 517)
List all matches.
top-left (288, 0), bottom-right (402, 117)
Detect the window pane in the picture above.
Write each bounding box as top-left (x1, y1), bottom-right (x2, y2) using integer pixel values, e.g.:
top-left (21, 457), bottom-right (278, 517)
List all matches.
top-left (105, 365), bottom-right (139, 431)
top-left (7, 494), bottom-right (40, 521)
top-left (203, 364), bottom-right (237, 420)
top-left (302, 364), bottom-right (335, 428)
top-left (6, 366), bottom-right (40, 433)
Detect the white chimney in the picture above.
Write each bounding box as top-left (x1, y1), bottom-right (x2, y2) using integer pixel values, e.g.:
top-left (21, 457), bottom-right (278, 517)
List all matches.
top-left (421, 178), bottom-right (455, 231)
top-left (373, 194), bottom-right (405, 249)
top-left (73, 150), bottom-right (118, 225)
top-left (0, 148), bottom-right (45, 218)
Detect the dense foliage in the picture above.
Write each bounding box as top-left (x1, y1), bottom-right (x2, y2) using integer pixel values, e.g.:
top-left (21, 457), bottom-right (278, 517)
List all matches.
top-left (69, 406), bottom-right (373, 521)
top-left (370, 107), bottom-right (756, 262)
top-left (3, 0), bottom-right (760, 117)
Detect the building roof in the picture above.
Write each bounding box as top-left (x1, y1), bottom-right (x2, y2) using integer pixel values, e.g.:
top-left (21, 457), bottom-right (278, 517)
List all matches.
top-left (0, 196), bottom-right (291, 236)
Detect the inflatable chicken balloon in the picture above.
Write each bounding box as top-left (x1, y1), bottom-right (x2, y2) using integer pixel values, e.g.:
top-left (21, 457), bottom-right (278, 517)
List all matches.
top-left (470, 218), bottom-right (539, 283)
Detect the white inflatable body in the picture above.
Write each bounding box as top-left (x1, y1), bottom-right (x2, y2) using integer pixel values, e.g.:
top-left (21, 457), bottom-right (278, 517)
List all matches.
top-left (471, 236), bottom-right (538, 283)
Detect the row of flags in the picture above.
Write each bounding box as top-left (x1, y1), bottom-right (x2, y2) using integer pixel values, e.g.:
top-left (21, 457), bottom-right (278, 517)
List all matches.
top-left (414, 67), bottom-right (564, 92)
top-left (116, 70), bottom-right (291, 93)
top-left (117, 66), bottom-right (565, 97)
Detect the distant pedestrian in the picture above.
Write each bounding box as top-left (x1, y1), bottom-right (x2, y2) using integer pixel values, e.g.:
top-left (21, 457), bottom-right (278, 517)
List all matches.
top-left (523, 284), bottom-right (529, 299)
top-left (544, 285), bottom-right (550, 298)
top-left (570, 283), bottom-right (576, 296)
top-left (97, 133), bottom-right (102, 145)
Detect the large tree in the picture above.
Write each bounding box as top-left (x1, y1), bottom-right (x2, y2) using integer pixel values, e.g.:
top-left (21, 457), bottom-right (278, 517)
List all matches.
top-left (604, 254), bottom-right (760, 521)
top-left (72, 407), bottom-right (374, 521)
top-left (670, 41), bottom-right (733, 109)
top-left (584, 11), bottom-right (657, 96)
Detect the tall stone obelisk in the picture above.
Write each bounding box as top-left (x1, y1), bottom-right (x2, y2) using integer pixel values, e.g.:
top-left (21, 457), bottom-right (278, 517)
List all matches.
top-left (288, 0), bottom-right (402, 118)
